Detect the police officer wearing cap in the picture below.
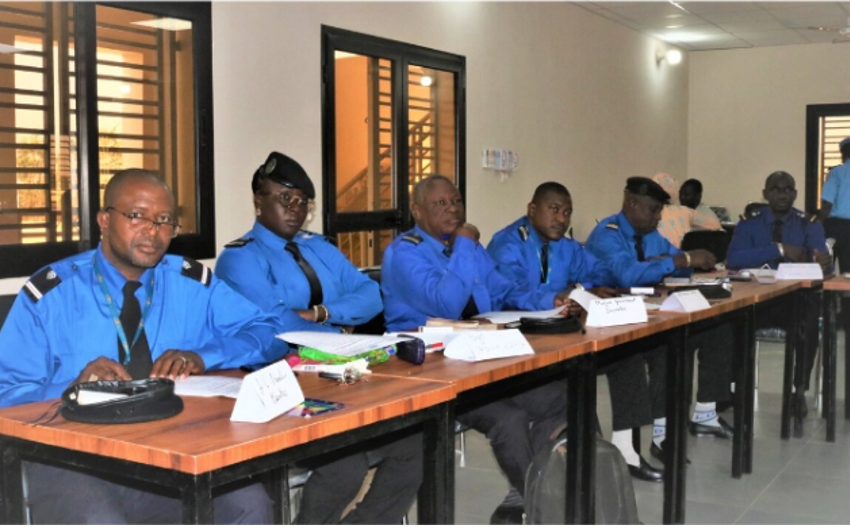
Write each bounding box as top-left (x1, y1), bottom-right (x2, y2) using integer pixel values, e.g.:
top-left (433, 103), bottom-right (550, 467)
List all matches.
top-left (214, 152), bottom-right (422, 525)
top-left (821, 137), bottom-right (850, 273)
top-left (727, 171), bottom-right (831, 420)
top-left (487, 181), bottom-right (668, 482)
top-left (0, 169), bottom-right (280, 524)
top-left (587, 177), bottom-right (735, 451)
top-left (382, 175), bottom-right (566, 524)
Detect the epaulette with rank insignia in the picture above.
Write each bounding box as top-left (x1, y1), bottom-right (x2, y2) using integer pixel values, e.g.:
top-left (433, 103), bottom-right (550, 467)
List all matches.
top-left (224, 237), bottom-right (253, 248)
top-left (518, 225), bottom-right (530, 241)
top-left (605, 223), bottom-right (619, 230)
top-left (23, 266), bottom-right (62, 303)
top-left (402, 233), bottom-right (423, 245)
top-left (180, 257), bottom-right (212, 287)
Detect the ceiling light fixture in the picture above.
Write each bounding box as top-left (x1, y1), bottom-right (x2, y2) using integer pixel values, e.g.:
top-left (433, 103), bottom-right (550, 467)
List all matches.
top-left (657, 49), bottom-right (683, 66)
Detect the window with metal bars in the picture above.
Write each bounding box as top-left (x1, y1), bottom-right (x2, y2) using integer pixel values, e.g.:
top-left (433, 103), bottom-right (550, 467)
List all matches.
top-left (806, 103), bottom-right (850, 213)
top-left (0, 1), bottom-right (213, 278)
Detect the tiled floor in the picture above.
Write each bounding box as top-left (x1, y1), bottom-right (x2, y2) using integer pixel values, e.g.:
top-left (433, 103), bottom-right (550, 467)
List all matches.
top-left (438, 334), bottom-right (849, 525)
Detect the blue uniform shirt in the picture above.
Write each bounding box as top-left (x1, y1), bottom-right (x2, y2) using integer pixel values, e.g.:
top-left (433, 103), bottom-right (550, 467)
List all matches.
top-left (822, 161), bottom-right (850, 219)
top-left (381, 225), bottom-right (539, 332)
top-left (487, 216), bottom-right (613, 309)
top-left (726, 207), bottom-right (827, 270)
top-left (585, 212), bottom-right (691, 287)
top-left (0, 245), bottom-right (286, 408)
top-left (215, 221), bottom-right (382, 333)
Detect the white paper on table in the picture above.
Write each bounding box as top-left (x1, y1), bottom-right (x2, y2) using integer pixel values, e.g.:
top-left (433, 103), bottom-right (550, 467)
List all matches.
top-left (277, 331), bottom-right (408, 357)
top-left (567, 288), bottom-right (601, 312)
top-left (775, 263), bottom-right (824, 280)
top-left (585, 296), bottom-right (648, 328)
top-left (443, 329), bottom-right (534, 362)
top-left (383, 332), bottom-right (453, 352)
top-left (175, 376), bottom-right (243, 398)
top-left (472, 307), bottom-right (565, 325)
top-left (230, 360), bottom-right (304, 423)
top-left (659, 289), bottom-right (711, 312)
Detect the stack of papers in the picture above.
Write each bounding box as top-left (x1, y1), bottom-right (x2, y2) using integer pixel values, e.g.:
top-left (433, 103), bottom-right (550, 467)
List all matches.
top-left (278, 332), bottom-right (410, 357)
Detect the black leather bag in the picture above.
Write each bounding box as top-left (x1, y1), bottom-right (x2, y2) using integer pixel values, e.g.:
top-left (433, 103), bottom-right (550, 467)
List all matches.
top-left (61, 378), bottom-right (184, 424)
top-left (507, 316), bottom-right (585, 335)
top-left (395, 337), bottom-right (426, 365)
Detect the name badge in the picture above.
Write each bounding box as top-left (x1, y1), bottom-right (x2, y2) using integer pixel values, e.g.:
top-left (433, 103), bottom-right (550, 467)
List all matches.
top-left (585, 296), bottom-right (648, 328)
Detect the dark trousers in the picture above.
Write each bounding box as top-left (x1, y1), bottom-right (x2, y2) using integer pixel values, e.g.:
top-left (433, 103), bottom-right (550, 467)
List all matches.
top-left (825, 217), bottom-right (850, 333)
top-left (295, 433), bottom-right (422, 524)
top-left (457, 381), bottom-right (566, 496)
top-left (25, 461), bottom-right (272, 524)
top-left (757, 302), bottom-right (818, 392)
top-left (602, 322), bottom-right (734, 431)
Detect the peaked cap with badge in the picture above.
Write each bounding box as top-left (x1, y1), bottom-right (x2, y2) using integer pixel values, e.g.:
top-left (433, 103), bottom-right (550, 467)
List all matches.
top-left (251, 151), bottom-right (315, 199)
top-left (625, 176), bottom-right (671, 205)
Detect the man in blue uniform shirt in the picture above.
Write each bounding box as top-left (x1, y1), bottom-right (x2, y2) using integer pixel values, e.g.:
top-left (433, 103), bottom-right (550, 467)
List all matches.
top-left (487, 181), bottom-right (665, 482)
top-left (587, 176), bottom-right (735, 451)
top-left (727, 170), bottom-right (831, 417)
top-left (215, 152), bottom-right (421, 525)
top-left (383, 175), bottom-right (567, 525)
top-left (0, 169), bottom-right (278, 524)
top-left (820, 137), bottom-right (850, 273)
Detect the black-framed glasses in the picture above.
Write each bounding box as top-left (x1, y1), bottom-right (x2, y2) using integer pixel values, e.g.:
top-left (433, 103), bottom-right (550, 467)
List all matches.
top-left (105, 207), bottom-right (182, 238)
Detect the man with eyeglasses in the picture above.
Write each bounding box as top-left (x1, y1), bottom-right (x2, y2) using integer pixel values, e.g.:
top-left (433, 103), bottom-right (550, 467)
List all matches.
top-left (727, 171), bottom-right (832, 418)
top-left (382, 175), bottom-right (566, 525)
top-left (215, 152), bottom-right (421, 525)
top-left (0, 168), bottom-right (283, 524)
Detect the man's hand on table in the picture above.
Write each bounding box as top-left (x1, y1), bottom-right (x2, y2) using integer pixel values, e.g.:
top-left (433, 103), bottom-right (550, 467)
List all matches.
top-left (151, 350), bottom-right (205, 380)
top-left (73, 357), bottom-right (131, 385)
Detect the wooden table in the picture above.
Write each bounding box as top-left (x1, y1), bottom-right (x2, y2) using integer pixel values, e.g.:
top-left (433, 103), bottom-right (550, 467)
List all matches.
top-left (0, 374), bottom-right (455, 524)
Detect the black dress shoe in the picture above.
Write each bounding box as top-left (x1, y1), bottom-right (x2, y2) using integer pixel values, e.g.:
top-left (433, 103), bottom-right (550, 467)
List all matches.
top-left (795, 393), bottom-right (809, 419)
top-left (689, 416), bottom-right (734, 439)
top-left (490, 505), bottom-right (524, 525)
top-left (649, 440), bottom-right (691, 465)
top-left (627, 456), bottom-right (664, 482)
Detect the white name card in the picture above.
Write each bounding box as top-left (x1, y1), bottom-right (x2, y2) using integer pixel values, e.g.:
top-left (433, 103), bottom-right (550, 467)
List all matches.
top-left (231, 360), bottom-right (304, 423)
top-left (585, 296), bottom-right (648, 328)
top-left (659, 289), bottom-right (711, 312)
top-left (776, 263), bottom-right (824, 280)
top-left (443, 329), bottom-right (534, 362)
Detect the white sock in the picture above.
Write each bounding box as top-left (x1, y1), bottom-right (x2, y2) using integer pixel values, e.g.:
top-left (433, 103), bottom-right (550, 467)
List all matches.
top-left (692, 402), bottom-right (720, 427)
top-left (611, 429), bottom-right (640, 466)
top-left (653, 417), bottom-right (666, 448)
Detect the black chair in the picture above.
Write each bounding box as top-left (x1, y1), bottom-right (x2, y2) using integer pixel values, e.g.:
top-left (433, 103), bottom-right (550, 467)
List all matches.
top-left (0, 294), bottom-right (15, 329)
top-left (681, 229), bottom-right (731, 262)
top-left (354, 266), bottom-right (385, 335)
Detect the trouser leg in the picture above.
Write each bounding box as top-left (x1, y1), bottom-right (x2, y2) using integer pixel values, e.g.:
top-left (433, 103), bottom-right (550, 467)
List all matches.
top-left (295, 451), bottom-right (370, 524)
top-left (603, 350), bottom-right (653, 431)
top-left (340, 433), bottom-right (423, 525)
top-left (694, 323), bottom-right (734, 403)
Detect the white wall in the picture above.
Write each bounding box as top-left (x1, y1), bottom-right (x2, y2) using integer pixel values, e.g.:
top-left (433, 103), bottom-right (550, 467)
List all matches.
top-left (0, 2), bottom-right (689, 294)
top-left (688, 42), bottom-right (850, 219)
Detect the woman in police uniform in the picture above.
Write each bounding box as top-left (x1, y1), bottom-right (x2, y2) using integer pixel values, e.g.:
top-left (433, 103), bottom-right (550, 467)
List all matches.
top-left (215, 152), bottom-right (422, 524)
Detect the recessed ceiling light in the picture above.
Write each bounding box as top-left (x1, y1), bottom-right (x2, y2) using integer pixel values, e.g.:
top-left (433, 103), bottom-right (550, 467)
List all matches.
top-left (665, 14), bottom-right (683, 19)
top-left (132, 18), bottom-right (192, 32)
top-left (666, 25), bottom-right (683, 29)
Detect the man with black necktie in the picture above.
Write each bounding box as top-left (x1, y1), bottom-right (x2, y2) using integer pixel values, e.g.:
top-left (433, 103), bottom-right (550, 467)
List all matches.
top-left (0, 169), bottom-right (281, 524)
top-left (382, 175), bottom-right (567, 525)
top-left (587, 177), bottom-right (736, 457)
top-left (727, 171), bottom-right (832, 416)
top-left (216, 152), bottom-right (422, 525)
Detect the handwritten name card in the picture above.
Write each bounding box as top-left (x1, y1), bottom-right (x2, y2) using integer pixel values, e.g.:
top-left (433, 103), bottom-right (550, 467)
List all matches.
top-left (659, 289), bottom-right (711, 312)
top-left (585, 296), bottom-right (648, 328)
top-left (231, 360), bottom-right (304, 423)
top-left (776, 263), bottom-right (823, 280)
top-left (443, 329), bottom-right (534, 362)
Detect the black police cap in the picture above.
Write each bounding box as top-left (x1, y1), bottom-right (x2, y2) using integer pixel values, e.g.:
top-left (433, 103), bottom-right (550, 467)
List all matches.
top-left (251, 152), bottom-right (315, 199)
top-left (625, 176), bottom-right (670, 204)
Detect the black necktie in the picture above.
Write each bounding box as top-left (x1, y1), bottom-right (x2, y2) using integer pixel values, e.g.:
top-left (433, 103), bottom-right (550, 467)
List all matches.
top-left (443, 246), bottom-right (479, 319)
top-left (285, 242), bottom-right (323, 307)
top-left (772, 219), bottom-right (783, 244)
top-left (540, 243), bottom-right (549, 283)
top-left (119, 281), bottom-right (152, 379)
top-left (634, 235), bottom-right (646, 262)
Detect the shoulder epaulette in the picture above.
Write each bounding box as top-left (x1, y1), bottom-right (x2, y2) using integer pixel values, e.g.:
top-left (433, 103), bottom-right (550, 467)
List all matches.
top-left (605, 223), bottom-right (619, 230)
top-left (748, 209), bottom-right (762, 219)
top-left (180, 257), bottom-right (212, 287)
top-left (224, 237), bottom-right (253, 248)
top-left (402, 233), bottom-right (423, 245)
top-left (23, 266), bottom-right (62, 303)
top-left (518, 225), bottom-right (529, 241)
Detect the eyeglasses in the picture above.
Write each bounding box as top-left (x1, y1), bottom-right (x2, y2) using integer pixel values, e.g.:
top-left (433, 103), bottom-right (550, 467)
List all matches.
top-left (318, 367), bottom-right (367, 385)
top-left (105, 207), bottom-right (182, 238)
top-left (268, 192), bottom-right (315, 212)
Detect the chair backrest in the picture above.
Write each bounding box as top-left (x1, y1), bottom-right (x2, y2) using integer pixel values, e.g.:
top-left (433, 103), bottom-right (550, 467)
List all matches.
top-left (0, 294), bottom-right (15, 331)
top-left (353, 266), bottom-right (386, 335)
top-left (681, 229), bottom-right (731, 262)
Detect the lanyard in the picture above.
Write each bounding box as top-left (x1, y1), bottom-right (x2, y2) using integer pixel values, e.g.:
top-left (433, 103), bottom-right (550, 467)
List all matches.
top-left (92, 256), bottom-right (154, 366)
